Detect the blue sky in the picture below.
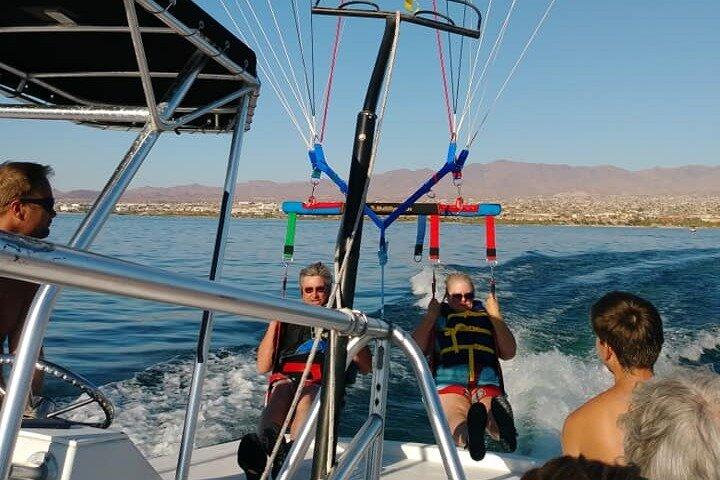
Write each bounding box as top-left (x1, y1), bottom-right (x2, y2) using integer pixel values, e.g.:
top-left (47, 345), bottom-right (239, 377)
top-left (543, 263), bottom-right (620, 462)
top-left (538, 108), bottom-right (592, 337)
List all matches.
top-left (1, 1), bottom-right (717, 191)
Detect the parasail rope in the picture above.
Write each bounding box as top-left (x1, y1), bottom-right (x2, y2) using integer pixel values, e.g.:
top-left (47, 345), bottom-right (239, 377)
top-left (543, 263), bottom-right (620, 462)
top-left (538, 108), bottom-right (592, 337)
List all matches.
top-left (431, 0), bottom-right (456, 137)
top-left (239, 0), bottom-right (316, 137)
top-left (467, 0), bottom-right (558, 147)
top-left (456, 0), bottom-right (493, 137)
top-left (264, 0), bottom-right (316, 135)
top-left (319, 18), bottom-right (345, 144)
top-left (221, 0), bottom-right (312, 148)
top-left (457, 0), bottom-right (518, 137)
top-left (291, 0), bottom-right (317, 118)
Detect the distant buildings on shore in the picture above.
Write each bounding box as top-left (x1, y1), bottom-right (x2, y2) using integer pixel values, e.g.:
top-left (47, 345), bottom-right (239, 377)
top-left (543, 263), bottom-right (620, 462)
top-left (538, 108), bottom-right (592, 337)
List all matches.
top-left (56, 195), bottom-right (720, 227)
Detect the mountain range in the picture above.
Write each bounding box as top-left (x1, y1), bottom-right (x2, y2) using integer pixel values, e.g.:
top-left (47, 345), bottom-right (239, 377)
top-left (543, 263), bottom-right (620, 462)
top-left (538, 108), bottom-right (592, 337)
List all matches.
top-left (55, 160), bottom-right (720, 203)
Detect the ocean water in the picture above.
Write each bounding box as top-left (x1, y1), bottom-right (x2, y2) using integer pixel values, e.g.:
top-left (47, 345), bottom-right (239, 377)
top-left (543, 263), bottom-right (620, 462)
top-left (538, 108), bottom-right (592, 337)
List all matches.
top-left (39, 215), bottom-right (720, 460)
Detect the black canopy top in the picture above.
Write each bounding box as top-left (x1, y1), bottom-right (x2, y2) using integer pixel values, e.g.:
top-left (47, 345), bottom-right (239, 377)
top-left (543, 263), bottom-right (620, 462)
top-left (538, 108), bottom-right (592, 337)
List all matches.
top-left (0, 0), bottom-right (259, 132)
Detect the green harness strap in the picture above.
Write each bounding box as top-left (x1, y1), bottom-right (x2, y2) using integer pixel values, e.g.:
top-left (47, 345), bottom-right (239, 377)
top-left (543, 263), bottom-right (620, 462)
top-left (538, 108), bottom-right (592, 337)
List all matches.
top-left (283, 212), bottom-right (297, 262)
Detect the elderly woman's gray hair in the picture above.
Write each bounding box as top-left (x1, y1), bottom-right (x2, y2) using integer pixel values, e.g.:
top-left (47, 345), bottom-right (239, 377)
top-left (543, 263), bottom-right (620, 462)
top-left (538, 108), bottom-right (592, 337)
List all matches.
top-left (620, 368), bottom-right (720, 480)
top-left (299, 261), bottom-right (333, 287)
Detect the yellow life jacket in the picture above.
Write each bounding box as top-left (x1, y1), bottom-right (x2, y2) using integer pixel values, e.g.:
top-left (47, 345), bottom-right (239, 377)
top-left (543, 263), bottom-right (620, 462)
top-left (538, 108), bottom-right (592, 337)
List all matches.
top-left (434, 302), bottom-right (501, 384)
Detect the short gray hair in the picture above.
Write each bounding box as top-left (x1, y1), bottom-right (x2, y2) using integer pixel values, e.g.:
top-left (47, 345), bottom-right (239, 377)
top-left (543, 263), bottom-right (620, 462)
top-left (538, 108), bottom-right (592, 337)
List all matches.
top-left (299, 261), bottom-right (332, 288)
top-left (620, 368), bottom-right (720, 480)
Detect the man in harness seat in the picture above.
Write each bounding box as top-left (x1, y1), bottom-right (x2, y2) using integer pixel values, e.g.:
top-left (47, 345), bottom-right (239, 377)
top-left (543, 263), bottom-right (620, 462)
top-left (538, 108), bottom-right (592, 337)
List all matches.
top-left (414, 272), bottom-right (518, 461)
top-left (237, 262), bottom-right (372, 479)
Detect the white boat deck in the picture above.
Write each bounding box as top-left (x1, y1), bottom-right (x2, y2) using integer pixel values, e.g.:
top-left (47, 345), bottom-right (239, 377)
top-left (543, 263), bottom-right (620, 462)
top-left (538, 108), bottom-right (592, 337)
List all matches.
top-left (150, 439), bottom-right (540, 480)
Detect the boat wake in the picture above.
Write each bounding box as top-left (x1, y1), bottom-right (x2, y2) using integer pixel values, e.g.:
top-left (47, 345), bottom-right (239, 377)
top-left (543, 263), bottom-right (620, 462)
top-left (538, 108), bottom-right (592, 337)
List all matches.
top-left (66, 249), bottom-right (719, 460)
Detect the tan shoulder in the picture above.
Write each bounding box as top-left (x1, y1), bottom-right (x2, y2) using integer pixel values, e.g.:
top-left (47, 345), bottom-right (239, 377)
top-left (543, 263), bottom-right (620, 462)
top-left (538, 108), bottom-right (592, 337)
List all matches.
top-left (569, 390), bottom-right (610, 417)
top-left (562, 403), bottom-right (588, 455)
top-left (564, 401), bottom-right (592, 433)
top-left (562, 392), bottom-right (611, 453)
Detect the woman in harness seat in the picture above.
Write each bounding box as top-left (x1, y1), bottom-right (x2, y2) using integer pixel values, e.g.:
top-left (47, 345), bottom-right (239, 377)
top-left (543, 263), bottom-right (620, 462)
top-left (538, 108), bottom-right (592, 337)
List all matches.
top-left (414, 272), bottom-right (518, 461)
top-left (237, 262), bottom-right (372, 479)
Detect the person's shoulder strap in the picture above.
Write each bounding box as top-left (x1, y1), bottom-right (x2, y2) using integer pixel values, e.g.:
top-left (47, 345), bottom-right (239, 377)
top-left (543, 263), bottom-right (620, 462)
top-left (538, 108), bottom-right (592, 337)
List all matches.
top-left (271, 322), bottom-right (284, 372)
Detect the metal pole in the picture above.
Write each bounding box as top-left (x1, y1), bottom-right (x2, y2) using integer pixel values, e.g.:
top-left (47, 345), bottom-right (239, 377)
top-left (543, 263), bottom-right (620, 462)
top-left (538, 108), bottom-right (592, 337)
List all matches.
top-left (170, 87), bottom-right (255, 128)
top-left (0, 56), bottom-right (205, 479)
top-left (390, 328), bottom-right (467, 480)
top-left (0, 105), bottom-right (149, 123)
top-left (124, 0), bottom-right (162, 129)
top-left (159, 50), bottom-right (210, 120)
top-left (364, 339), bottom-right (390, 480)
top-left (312, 16), bottom-right (398, 479)
top-left (0, 126), bottom-right (160, 480)
top-left (328, 415), bottom-right (384, 480)
top-left (175, 95), bottom-right (250, 480)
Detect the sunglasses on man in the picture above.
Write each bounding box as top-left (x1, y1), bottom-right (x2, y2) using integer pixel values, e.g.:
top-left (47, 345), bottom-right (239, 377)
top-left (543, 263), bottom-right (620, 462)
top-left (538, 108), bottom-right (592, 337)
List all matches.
top-left (303, 285), bottom-right (327, 294)
top-left (20, 197), bottom-right (55, 214)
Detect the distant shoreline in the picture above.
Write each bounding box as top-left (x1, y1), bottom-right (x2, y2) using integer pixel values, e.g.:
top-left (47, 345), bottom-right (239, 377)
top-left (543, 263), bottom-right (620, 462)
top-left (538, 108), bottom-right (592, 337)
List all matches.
top-left (56, 210), bottom-right (719, 229)
top-left (56, 195), bottom-right (720, 229)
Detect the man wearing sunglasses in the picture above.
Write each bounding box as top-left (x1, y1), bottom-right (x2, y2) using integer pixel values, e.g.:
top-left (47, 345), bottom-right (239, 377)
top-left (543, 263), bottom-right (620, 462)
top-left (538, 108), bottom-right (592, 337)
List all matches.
top-left (413, 272), bottom-right (517, 461)
top-left (0, 161), bottom-right (56, 397)
top-left (238, 261), bottom-right (371, 479)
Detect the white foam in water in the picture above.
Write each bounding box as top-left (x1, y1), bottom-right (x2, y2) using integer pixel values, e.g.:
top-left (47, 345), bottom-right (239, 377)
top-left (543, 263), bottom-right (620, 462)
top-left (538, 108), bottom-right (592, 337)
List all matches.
top-left (68, 350), bottom-right (267, 458)
top-left (410, 265), bottom-right (443, 308)
top-left (669, 327), bottom-right (720, 363)
top-left (501, 330), bottom-right (612, 458)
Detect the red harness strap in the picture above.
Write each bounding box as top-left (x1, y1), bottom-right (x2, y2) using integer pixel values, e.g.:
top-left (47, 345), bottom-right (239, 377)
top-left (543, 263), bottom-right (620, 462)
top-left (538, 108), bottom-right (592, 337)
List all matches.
top-left (279, 361), bottom-right (322, 381)
top-left (268, 361), bottom-right (323, 389)
top-left (485, 215), bottom-right (497, 262)
top-left (429, 214), bottom-right (440, 261)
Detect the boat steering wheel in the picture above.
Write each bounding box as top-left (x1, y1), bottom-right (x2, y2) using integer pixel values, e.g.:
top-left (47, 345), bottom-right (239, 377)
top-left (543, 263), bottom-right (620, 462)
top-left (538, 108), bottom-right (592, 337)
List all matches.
top-left (0, 354), bottom-right (114, 429)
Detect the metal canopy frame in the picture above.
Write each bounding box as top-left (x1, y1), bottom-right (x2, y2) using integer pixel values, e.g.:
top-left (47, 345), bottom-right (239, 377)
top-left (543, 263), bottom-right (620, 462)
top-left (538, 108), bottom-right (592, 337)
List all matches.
top-left (0, 0), bottom-right (260, 132)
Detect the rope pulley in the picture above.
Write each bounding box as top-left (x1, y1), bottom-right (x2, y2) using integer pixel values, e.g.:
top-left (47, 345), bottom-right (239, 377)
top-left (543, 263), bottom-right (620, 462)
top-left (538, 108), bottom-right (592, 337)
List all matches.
top-left (378, 235), bottom-right (388, 319)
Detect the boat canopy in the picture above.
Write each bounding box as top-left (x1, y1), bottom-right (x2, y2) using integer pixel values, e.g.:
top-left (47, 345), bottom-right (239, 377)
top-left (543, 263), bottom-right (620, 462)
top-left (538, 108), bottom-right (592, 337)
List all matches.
top-left (0, 0), bottom-right (259, 132)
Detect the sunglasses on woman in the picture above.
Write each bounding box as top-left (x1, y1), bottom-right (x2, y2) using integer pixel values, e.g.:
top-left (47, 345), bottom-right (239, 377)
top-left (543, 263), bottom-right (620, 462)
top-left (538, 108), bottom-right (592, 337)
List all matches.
top-left (449, 292), bottom-right (474, 301)
top-left (303, 285), bottom-right (327, 294)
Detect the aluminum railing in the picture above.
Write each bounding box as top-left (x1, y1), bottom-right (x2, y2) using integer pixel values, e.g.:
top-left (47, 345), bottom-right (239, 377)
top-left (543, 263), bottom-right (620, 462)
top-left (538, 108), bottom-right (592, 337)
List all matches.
top-left (0, 233), bottom-right (466, 480)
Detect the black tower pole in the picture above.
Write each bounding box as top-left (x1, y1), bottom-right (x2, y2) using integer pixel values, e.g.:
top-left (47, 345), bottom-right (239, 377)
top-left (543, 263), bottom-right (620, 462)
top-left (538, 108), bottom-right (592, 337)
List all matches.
top-left (311, 16), bottom-right (398, 480)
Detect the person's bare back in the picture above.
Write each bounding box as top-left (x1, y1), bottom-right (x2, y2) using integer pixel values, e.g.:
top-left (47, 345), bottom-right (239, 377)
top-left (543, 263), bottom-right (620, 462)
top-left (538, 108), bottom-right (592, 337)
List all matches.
top-left (562, 383), bottom-right (636, 464)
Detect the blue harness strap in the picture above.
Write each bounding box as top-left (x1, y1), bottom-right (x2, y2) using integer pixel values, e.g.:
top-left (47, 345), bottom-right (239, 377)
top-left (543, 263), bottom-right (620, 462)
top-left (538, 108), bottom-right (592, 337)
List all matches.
top-left (382, 143), bottom-right (468, 229)
top-left (309, 143), bottom-right (383, 228)
top-left (414, 215), bottom-right (427, 261)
